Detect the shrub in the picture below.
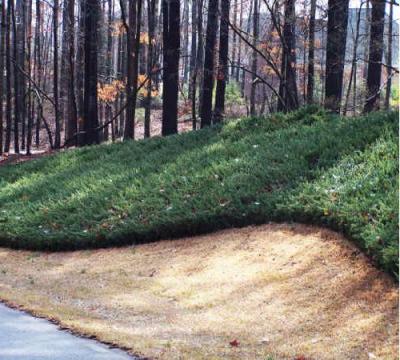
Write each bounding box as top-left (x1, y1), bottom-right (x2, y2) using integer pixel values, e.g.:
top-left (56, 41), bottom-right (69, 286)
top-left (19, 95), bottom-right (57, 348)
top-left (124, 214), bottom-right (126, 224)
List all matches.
top-left (0, 108), bottom-right (397, 276)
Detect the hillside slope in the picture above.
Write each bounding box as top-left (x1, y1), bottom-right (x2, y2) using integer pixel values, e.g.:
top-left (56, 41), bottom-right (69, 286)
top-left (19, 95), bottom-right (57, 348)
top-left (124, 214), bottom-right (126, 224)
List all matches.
top-left (0, 108), bottom-right (398, 275)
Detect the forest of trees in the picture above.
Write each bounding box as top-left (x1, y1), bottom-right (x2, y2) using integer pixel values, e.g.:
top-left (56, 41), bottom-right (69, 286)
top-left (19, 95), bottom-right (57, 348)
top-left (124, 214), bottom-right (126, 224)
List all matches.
top-left (0, 0), bottom-right (398, 154)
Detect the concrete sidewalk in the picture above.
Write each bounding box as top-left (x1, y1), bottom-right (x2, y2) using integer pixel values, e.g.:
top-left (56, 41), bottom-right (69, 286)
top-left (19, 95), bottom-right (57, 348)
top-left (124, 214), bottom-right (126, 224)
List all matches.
top-left (0, 303), bottom-right (136, 359)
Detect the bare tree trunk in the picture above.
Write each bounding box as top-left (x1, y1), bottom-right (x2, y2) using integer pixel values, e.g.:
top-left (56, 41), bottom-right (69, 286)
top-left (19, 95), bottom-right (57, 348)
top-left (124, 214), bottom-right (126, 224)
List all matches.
top-left (306, 0), bottom-right (316, 104)
top-left (196, 0), bottom-right (204, 118)
top-left (249, 0), bottom-right (259, 116)
top-left (34, 0), bottom-right (41, 147)
top-left (214, 0), bottom-right (230, 122)
top-left (60, 0), bottom-right (69, 132)
top-left (11, 0), bottom-right (20, 153)
top-left (122, 0), bottom-right (142, 140)
top-left (4, 0), bottom-right (11, 152)
top-left (83, 0), bottom-right (100, 145)
top-left (343, 1), bottom-right (362, 116)
top-left (277, 0), bottom-right (299, 112)
top-left (200, 0), bottom-right (218, 128)
top-left (324, 0), bottom-right (349, 113)
top-left (384, 0), bottom-right (393, 109)
top-left (76, 0), bottom-right (85, 144)
top-left (66, 0), bottom-right (78, 146)
top-left (189, 0), bottom-right (197, 130)
top-left (182, 0), bottom-right (189, 83)
top-left (26, 0), bottom-right (32, 154)
top-left (162, 0), bottom-right (180, 134)
top-left (235, 0), bottom-right (242, 82)
top-left (241, 0), bottom-right (252, 96)
top-left (364, 0), bottom-right (385, 112)
top-left (230, 0), bottom-right (237, 78)
top-left (53, 0), bottom-right (60, 148)
top-left (144, 0), bottom-right (156, 138)
top-left (0, 0), bottom-right (5, 154)
top-left (16, 0), bottom-right (26, 151)
top-left (104, 0), bottom-right (113, 141)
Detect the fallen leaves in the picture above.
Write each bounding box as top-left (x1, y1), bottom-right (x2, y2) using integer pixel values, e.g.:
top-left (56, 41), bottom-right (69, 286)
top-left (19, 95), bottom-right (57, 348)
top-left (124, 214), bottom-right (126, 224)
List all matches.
top-left (229, 339), bottom-right (240, 347)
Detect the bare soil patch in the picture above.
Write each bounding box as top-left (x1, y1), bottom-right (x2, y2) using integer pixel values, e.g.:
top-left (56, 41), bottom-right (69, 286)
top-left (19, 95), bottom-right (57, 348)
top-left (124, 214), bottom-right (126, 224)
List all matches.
top-left (0, 224), bottom-right (397, 359)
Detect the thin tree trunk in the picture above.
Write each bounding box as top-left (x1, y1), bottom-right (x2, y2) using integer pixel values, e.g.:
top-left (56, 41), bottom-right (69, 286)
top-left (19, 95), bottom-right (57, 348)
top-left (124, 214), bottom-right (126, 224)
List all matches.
top-left (53, 0), bottom-right (60, 148)
top-left (66, 0), bottom-right (78, 146)
top-left (189, 0), bottom-right (197, 130)
top-left (343, 1), bottom-right (362, 116)
top-left (306, 0), bottom-right (316, 104)
top-left (4, 0), bottom-right (11, 152)
top-left (241, 0), bottom-right (252, 96)
top-left (214, 0), bottom-right (230, 122)
top-left (200, 0), bottom-right (218, 128)
top-left (194, 0), bottom-right (204, 129)
top-left (249, 0), bottom-right (259, 115)
top-left (34, 0), bottom-right (41, 147)
top-left (26, 0), bottom-right (32, 154)
top-left (144, 0), bottom-right (156, 138)
top-left (0, 0), bottom-right (5, 154)
top-left (60, 0), bottom-right (69, 131)
top-left (11, 0), bottom-right (20, 153)
top-left (104, 0), bottom-right (113, 141)
top-left (384, 0), bottom-right (393, 109)
top-left (230, 0), bottom-right (237, 78)
top-left (16, 0), bottom-right (26, 151)
top-left (235, 0), bottom-right (243, 82)
top-left (76, 0), bottom-right (85, 143)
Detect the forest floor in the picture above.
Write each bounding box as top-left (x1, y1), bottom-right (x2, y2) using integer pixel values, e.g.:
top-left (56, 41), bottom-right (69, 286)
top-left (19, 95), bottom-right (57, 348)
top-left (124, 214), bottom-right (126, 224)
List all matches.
top-left (0, 223), bottom-right (397, 360)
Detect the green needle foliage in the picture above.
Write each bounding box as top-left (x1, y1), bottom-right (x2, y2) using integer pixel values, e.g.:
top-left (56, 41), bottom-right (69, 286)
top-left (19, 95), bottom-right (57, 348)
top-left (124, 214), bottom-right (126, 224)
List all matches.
top-left (0, 107), bottom-right (398, 276)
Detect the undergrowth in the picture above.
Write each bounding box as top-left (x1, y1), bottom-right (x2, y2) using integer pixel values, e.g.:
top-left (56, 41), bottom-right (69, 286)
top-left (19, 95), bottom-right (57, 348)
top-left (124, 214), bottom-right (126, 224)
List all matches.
top-left (0, 106), bottom-right (397, 276)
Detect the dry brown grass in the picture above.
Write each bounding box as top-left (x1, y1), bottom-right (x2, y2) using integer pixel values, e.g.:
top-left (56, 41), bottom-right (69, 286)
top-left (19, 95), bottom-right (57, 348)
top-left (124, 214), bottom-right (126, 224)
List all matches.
top-left (0, 223), bottom-right (397, 360)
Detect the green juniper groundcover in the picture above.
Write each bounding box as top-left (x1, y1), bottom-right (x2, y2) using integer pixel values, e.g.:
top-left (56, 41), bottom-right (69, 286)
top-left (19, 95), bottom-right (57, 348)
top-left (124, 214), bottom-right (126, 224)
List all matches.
top-left (0, 107), bottom-right (398, 276)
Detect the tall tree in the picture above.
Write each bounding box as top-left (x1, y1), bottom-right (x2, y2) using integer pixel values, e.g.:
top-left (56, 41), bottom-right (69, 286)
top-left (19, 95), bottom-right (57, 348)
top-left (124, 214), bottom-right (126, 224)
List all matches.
top-left (11, 0), bottom-right (20, 153)
top-left (83, 0), bottom-right (100, 145)
top-left (60, 0), bottom-right (69, 132)
top-left (192, 0), bottom-right (204, 130)
top-left (162, 0), bottom-right (180, 135)
top-left (53, 0), bottom-right (60, 148)
top-left (16, 0), bottom-right (26, 151)
top-left (25, 0), bottom-right (33, 155)
top-left (230, 0), bottom-right (237, 78)
top-left (343, 1), bottom-right (363, 115)
top-left (4, 0), bottom-right (11, 152)
top-left (249, 0), bottom-right (259, 115)
top-left (364, 0), bottom-right (385, 112)
top-left (200, 0), bottom-right (218, 128)
top-left (0, 0), bottom-right (5, 154)
top-left (214, 0), bottom-right (230, 122)
top-left (76, 0), bottom-right (85, 142)
top-left (384, 0), bottom-right (394, 109)
top-left (104, 0), bottom-right (113, 141)
top-left (306, 0), bottom-right (316, 104)
top-left (121, 0), bottom-right (142, 140)
top-left (34, 0), bottom-right (41, 147)
top-left (144, 0), bottom-right (156, 138)
top-left (66, 0), bottom-right (78, 146)
top-left (277, 0), bottom-right (298, 112)
top-left (235, 0), bottom-right (243, 82)
top-left (189, 0), bottom-right (197, 129)
top-left (324, 0), bottom-right (349, 113)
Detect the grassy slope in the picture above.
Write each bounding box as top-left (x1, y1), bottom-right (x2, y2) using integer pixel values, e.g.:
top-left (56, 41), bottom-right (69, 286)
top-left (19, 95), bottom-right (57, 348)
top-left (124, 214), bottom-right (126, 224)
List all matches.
top-left (0, 107), bottom-right (398, 275)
